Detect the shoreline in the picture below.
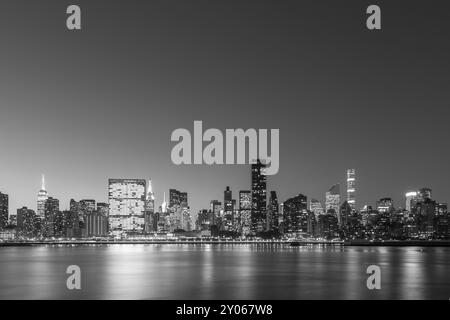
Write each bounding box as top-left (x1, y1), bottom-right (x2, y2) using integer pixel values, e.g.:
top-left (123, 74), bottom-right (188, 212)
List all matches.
top-left (1, 240), bottom-right (450, 247)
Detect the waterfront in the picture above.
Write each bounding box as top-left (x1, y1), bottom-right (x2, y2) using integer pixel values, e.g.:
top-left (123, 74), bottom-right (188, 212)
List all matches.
top-left (0, 245), bottom-right (449, 300)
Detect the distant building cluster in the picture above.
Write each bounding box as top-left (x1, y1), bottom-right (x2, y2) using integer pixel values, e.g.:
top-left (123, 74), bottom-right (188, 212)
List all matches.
top-left (0, 165), bottom-right (449, 241)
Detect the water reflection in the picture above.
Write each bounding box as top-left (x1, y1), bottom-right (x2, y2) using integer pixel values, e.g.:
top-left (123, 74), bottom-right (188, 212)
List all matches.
top-left (0, 245), bottom-right (448, 300)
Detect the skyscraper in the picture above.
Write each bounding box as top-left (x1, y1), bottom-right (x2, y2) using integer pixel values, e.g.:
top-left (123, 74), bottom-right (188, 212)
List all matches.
top-left (166, 188), bottom-right (190, 232)
top-left (44, 197), bottom-right (59, 237)
top-left (0, 192), bottom-right (8, 229)
top-left (108, 179), bottom-right (146, 237)
top-left (223, 186), bottom-right (234, 231)
top-left (37, 174), bottom-right (48, 218)
top-left (283, 194), bottom-right (308, 235)
top-left (16, 207), bottom-right (36, 238)
top-left (239, 191), bottom-right (252, 236)
top-left (145, 180), bottom-right (156, 232)
top-left (267, 191), bottom-right (279, 232)
top-left (325, 184), bottom-right (340, 214)
top-left (251, 159), bottom-right (267, 234)
top-left (339, 201), bottom-right (352, 227)
top-left (309, 198), bottom-right (324, 218)
top-left (405, 191), bottom-right (420, 211)
top-left (161, 192), bottom-right (167, 213)
top-left (210, 200), bottom-right (222, 225)
top-left (346, 169), bottom-right (356, 210)
top-left (376, 198), bottom-right (394, 213)
top-left (419, 188), bottom-right (432, 201)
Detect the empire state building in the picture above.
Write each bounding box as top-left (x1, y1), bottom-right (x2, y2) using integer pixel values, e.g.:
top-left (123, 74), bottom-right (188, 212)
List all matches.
top-left (37, 174), bottom-right (48, 217)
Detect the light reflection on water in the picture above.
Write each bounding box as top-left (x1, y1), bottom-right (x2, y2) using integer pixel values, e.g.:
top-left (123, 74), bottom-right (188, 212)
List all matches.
top-left (0, 245), bottom-right (448, 300)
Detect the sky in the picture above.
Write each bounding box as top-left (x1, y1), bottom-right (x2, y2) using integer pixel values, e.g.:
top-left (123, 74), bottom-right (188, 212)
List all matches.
top-left (0, 0), bottom-right (449, 217)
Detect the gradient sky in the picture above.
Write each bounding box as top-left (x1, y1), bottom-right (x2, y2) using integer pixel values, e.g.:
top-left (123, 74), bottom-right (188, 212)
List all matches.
top-left (0, 0), bottom-right (449, 217)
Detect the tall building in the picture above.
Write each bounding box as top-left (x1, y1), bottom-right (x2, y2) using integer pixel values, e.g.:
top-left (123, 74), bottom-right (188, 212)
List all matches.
top-left (97, 202), bottom-right (109, 216)
top-left (310, 198), bottom-right (324, 218)
top-left (251, 159), bottom-right (267, 234)
top-left (37, 174), bottom-right (48, 218)
top-left (79, 200), bottom-right (96, 216)
top-left (0, 192), bottom-right (9, 229)
top-left (239, 191), bottom-right (252, 236)
top-left (210, 200), bottom-right (222, 225)
top-left (16, 207), bottom-right (36, 238)
top-left (405, 191), bottom-right (420, 211)
top-left (376, 198), bottom-right (394, 213)
top-left (85, 211), bottom-right (108, 237)
top-left (145, 180), bottom-right (156, 233)
top-left (224, 186), bottom-right (233, 213)
top-left (161, 192), bottom-right (167, 213)
top-left (346, 169), bottom-right (356, 210)
top-left (419, 188), bottom-right (432, 201)
top-left (44, 197), bottom-right (59, 237)
top-left (166, 188), bottom-right (190, 231)
top-left (339, 201), bottom-right (352, 227)
top-left (267, 191), bottom-right (279, 231)
top-left (325, 184), bottom-right (340, 214)
top-left (283, 194), bottom-right (308, 235)
top-left (108, 179), bottom-right (146, 237)
top-left (223, 186), bottom-right (234, 231)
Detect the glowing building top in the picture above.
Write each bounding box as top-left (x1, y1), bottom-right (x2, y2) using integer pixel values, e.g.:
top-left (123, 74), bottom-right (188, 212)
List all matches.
top-left (346, 169), bottom-right (356, 210)
top-left (37, 174), bottom-right (48, 217)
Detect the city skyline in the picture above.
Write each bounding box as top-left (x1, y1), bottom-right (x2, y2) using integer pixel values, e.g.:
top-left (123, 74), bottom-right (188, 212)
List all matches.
top-left (1, 0), bottom-right (449, 222)
top-left (0, 168), bottom-right (446, 221)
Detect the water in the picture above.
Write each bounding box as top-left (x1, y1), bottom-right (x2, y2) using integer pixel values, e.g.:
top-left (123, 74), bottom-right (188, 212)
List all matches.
top-left (0, 244), bottom-right (448, 300)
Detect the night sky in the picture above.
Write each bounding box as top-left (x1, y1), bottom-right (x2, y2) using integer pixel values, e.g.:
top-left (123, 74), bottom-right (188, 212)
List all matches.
top-left (0, 0), bottom-right (449, 217)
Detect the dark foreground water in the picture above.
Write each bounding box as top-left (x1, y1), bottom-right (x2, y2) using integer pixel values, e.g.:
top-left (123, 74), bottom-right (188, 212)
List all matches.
top-left (0, 245), bottom-right (448, 300)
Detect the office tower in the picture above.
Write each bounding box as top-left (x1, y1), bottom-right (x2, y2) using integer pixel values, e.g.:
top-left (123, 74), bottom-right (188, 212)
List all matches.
top-left (97, 202), bottom-right (109, 216)
top-left (168, 189), bottom-right (188, 208)
top-left (0, 192), bottom-right (9, 229)
top-left (278, 203), bottom-right (284, 234)
top-left (317, 213), bottom-right (339, 239)
top-left (180, 192), bottom-right (188, 205)
top-left (37, 174), bottom-right (48, 218)
top-left (85, 211), bottom-right (108, 237)
top-left (66, 210), bottom-right (82, 238)
top-left (79, 200), bottom-right (96, 215)
top-left (267, 191), bottom-right (279, 231)
top-left (44, 197), bottom-right (59, 237)
top-left (108, 179), bottom-right (146, 237)
top-left (309, 198), bottom-right (324, 218)
top-left (169, 189), bottom-right (180, 208)
top-left (53, 210), bottom-right (66, 237)
top-left (346, 169), bottom-right (356, 210)
top-left (17, 207), bottom-right (36, 238)
top-left (196, 209), bottom-right (212, 232)
top-left (180, 206), bottom-right (191, 231)
top-left (405, 191), bottom-right (420, 211)
top-left (161, 192), bottom-right (167, 213)
top-left (339, 201), bottom-right (352, 227)
top-left (251, 159), bottom-right (267, 234)
top-left (145, 180), bottom-right (155, 233)
top-left (283, 194), bottom-right (308, 235)
top-left (325, 184), bottom-right (340, 214)
top-left (435, 203), bottom-right (448, 239)
top-left (376, 198), bottom-right (394, 213)
top-left (210, 200), bottom-right (222, 225)
top-left (223, 186), bottom-right (234, 231)
top-left (224, 186), bottom-right (233, 213)
top-left (239, 191), bottom-right (252, 236)
top-left (413, 198), bottom-right (436, 237)
top-left (419, 188), bottom-right (432, 201)
top-left (146, 180), bottom-right (155, 213)
top-left (9, 215), bottom-right (17, 226)
top-left (166, 188), bottom-right (189, 231)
